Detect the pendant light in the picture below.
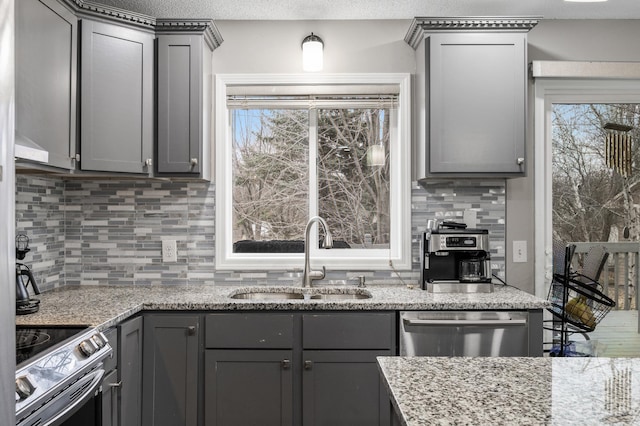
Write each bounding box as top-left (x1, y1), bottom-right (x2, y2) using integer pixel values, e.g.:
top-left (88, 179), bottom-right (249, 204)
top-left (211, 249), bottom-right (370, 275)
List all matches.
top-left (302, 33), bottom-right (324, 72)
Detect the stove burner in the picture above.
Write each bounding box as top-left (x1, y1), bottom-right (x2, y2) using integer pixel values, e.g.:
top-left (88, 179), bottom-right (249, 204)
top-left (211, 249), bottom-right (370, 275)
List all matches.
top-left (16, 298), bottom-right (40, 315)
top-left (16, 329), bottom-right (51, 351)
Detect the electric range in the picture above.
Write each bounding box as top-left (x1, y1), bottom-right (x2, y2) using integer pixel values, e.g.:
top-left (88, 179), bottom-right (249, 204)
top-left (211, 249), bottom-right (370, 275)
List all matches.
top-left (15, 325), bottom-right (113, 426)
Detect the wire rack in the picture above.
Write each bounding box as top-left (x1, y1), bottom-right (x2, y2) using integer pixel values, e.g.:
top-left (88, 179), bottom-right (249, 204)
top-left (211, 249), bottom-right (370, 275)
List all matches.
top-left (547, 273), bottom-right (616, 333)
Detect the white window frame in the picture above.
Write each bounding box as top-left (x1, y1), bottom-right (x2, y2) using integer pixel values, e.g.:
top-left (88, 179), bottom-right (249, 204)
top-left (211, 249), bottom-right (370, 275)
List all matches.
top-left (215, 73), bottom-right (412, 271)
top-left (533, 62), bottom-right (640, 297)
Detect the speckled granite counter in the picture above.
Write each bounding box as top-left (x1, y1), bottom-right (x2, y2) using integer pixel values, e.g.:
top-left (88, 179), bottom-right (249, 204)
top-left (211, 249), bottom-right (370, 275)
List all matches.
top-left (377, 356), bottom-right (640, 426)
top-left (15, 284), bottom-right (548, 330)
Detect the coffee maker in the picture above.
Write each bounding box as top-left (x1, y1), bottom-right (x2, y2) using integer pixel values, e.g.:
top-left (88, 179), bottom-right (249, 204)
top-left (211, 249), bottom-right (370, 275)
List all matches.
top-left (420, 221), bottom-right (493, 293)
top-left (16, 234), bottom-right (40, 315)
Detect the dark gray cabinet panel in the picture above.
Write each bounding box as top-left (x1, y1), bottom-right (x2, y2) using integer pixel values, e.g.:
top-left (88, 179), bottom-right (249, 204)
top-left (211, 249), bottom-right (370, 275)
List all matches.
top-left (427, 33), bottom-right (526, 175)
top-left (142, 314), bottom-right (199, 426)
top-left (204, 350), bottom-right (294, 426)
top-left (302, 313), bottom-right (394, 349)
top-left (156, 35), bottom-right (206, 175)
top-left (205, 313), bottom-right (294, 348)
top-left (204, 312), bottom-right (394, 426)
top-left (80, 19), bottom-right (154, 174)
top-left (16, 0), bottom-right (77, 170)
top-left (102, 368), bottom-right (120, 426)
top-left (119, 316), bottom-right (142, 426)
top-left (302, 350), bottom-right (392, 426)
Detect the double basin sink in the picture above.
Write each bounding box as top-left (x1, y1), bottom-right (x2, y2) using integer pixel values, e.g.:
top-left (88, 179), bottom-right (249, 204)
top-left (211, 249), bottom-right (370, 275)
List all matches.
top-left (229, 287), bottom-right (372, 301)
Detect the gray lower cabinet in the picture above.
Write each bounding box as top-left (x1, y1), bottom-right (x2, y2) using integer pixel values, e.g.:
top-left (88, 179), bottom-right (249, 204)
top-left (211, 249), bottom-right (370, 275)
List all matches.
top-left (204, 350), bottom-right (294, 426)
top-left (142, 314), bottom-right (199, 426)
top-left (101, 327), bottom-right (119, 426)
top-left (119, 316), bottom-right (143, 426)
top-left (80, 19), bottom-right (154, 174)
top-left (16, 0), bottom-right (77, 170)
top-left (302, 350), bottom-right (391, 426)
top-left (204, 312), bottom-right (394, 426)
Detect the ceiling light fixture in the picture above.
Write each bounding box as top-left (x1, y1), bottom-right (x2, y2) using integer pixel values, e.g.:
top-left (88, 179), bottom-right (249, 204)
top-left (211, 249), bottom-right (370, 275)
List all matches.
top-left (302, 33), bottom-right (323, 72)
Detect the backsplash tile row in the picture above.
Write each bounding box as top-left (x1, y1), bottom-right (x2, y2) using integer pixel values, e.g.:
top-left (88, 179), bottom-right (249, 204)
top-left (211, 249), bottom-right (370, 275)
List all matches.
top-left (15, 176), bottom-right (505, 290)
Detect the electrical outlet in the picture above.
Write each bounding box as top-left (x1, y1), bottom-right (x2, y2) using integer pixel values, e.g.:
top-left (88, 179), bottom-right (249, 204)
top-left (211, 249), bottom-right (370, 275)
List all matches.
top-left (162, 240), bottom-right (177, 263)
top-left (513, 240), bottom-right (527, 263)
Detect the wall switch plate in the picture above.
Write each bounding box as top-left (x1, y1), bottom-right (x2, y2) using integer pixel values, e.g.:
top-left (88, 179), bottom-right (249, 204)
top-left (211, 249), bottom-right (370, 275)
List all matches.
top-left (513, 240), bottom-right (527, 263)
top-left (162, 239), bottom-right (177, 262)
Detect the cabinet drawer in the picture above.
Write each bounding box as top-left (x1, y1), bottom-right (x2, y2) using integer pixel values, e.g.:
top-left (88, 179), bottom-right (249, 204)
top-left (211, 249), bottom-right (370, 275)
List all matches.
top-left (206, 313), bottom-right (294, 349)
top-left (302, 313), bottom-right (394, 349)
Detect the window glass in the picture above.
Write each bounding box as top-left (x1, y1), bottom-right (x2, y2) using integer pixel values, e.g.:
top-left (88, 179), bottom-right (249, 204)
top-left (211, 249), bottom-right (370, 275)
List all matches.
top-left (317, 108), bottom-right (390, 249)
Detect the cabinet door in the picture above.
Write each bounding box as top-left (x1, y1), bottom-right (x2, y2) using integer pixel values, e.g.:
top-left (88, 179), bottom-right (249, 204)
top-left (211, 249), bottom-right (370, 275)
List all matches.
top-left (142, 315), bottom-right (199, 426)
top-left (119, 316), bottom-right (142, 426)
top-left (428, 33), bottom-right (526, 174)
top-left (302, 350), bottom-right (392, 426)
top-left (204, 350), bottom-right (294, 426)
top-left (156, 35), bottom-right (203, 175)
top-left (101, 368), bottom-right (120, 426)
top-left (16, 0), bottom-right (76, 170)
top-left (80, 20), bottom-right (153, 174)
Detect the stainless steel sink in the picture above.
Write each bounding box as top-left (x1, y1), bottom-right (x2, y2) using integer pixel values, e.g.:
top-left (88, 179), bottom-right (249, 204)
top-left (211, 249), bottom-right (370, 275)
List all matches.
top-left (228, 287), bottom-right (372, 301)
top-left (229, 290), bottom-right (305, 300)
top-left (309, 290), bottom-right (372, 300)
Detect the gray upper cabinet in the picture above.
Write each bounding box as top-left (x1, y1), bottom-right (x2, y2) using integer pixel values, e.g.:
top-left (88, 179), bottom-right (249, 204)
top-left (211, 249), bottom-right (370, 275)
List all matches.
top-left (155, 20), bottom-right (222, 179)
top-left (16, 0), bottom-right (77, 170)
top-left (80, 19), bottom-right (154, 174)
top-left (406, 17), bottom-right (539, 178)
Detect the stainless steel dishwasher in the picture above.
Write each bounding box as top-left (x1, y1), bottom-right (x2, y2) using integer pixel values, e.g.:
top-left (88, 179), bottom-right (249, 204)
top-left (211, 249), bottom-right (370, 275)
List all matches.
top-left (399, 311), bottom-right (531, 356)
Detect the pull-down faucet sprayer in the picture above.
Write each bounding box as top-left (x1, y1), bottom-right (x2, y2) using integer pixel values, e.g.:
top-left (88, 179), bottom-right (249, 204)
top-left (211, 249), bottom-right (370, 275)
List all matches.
top-left (302, 216), bottom-right (333, 288)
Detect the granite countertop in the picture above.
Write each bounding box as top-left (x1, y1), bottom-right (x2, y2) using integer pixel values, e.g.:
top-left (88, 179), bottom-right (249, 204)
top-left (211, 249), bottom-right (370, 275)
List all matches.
top-left (377, 356), bottom-right (640, 426)
top-left (15, 283), bottom-right (548, 330)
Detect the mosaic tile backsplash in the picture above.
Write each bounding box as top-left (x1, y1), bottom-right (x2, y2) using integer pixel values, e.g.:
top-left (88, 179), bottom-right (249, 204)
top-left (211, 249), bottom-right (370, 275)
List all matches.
top-left (16, 175), bottom-right (505, 291)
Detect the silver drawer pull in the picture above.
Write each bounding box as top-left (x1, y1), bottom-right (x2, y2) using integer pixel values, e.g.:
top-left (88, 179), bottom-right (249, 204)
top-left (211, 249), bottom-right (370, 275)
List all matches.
top-left (404, 319), bottom-right (527, 327)
top-left (282, 359), bottom-right (290, 369)
top-left (187, 326), bottom-right (196, 335)
top-left (109, 381), bottom-right (122, 388)
top-left (304, 360), bottom-right (313, 370)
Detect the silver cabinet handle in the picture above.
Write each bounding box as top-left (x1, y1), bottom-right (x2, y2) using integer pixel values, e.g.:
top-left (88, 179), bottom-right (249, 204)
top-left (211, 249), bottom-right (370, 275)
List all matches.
top-left (282, 359), bottom-right (290, 369)
top-left (109, 381), bottom-right (122, 388)
top-left (403, 319), bottom-right (527, 327)
top-left (145, 158), bottom-right (153, 167)
top-left (187, 326), bottom-right (196, 335)
top-left (304, 360), bottom-right (313, 370)
top-left (190, 158), bottom-right (198, 167)
top-left (517, 157), bottom-right (525, 165)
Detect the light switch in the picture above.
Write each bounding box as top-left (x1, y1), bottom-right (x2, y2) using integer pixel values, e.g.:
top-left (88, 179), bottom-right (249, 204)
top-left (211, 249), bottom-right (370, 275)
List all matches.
top-left (513, 240), bottom-right (527, 263)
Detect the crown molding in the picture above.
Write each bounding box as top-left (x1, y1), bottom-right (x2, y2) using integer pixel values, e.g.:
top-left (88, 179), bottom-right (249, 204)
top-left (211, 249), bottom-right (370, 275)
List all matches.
top-left (57, 0), bottom-right (223, 48)
top-left (155, 19), bottom-right (224, 50)
top-left (404, 16), bottom-right (541, 49)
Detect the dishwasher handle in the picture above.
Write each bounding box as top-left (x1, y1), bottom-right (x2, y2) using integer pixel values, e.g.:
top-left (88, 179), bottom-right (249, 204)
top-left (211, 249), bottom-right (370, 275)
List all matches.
top-left (403, 318), bottom-right (527, 327)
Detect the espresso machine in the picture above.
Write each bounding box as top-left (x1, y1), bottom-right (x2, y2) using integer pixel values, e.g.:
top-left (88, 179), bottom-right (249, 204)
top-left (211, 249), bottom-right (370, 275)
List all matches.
top-left (16, 234), bottom-right (40, 315)
top-left (420, 221), bottom-right (493, 293)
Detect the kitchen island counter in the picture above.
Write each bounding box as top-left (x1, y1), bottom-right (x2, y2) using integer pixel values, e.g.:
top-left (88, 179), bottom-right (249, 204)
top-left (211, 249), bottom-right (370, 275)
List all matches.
top-left (377, 356), bottom-right (640, 425)
top-left (15, 283), bottom-right (547, 330)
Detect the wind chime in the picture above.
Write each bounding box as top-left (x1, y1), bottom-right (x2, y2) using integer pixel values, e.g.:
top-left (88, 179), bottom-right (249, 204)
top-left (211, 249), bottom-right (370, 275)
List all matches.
top-left (604, 122), bottom-right (634, 177)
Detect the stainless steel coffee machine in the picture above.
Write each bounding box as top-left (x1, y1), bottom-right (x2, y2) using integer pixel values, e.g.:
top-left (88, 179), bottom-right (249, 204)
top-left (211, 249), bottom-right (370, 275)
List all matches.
top-left (421, 221), bottom-right (493, 293)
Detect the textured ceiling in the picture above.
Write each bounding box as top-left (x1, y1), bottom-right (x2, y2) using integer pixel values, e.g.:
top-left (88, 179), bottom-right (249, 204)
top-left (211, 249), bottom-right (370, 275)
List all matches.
top-left (90, 0), bottom-right (640, 20)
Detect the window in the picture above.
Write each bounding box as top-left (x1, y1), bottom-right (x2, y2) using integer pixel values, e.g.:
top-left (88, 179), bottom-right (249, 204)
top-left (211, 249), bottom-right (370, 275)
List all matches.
top-left (532, 63), bottom-right (640, 297)
top-left (215, 74), bottom-right (411, 271)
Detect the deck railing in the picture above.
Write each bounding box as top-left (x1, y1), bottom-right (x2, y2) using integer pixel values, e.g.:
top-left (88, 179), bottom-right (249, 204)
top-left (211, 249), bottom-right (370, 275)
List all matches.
top-left (571, 242), bottom-right (639, 312)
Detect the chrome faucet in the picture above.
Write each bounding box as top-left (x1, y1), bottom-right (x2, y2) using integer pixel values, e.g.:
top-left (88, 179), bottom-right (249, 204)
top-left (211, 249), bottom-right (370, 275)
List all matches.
top-left (302, 216), bottom-right (333, 288)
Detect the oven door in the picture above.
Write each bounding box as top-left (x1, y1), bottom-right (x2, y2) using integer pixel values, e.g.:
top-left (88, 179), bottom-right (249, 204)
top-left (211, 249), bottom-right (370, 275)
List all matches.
top-left (19, 368), bottom-right (105, 426)
top-left (399, 311), bottom-right (530, 357)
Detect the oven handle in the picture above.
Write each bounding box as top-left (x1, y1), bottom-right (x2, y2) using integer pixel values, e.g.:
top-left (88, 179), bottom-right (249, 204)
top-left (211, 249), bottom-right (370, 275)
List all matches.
top-left (403, 318), bottom-right (527, 327)
top-left (21, 368), bottom-right (104, 426)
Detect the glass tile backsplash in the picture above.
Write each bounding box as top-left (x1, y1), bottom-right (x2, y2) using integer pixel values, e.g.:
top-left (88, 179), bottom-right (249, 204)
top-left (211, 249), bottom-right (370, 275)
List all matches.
top-left (16, 176), bottom-right (505, 290)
